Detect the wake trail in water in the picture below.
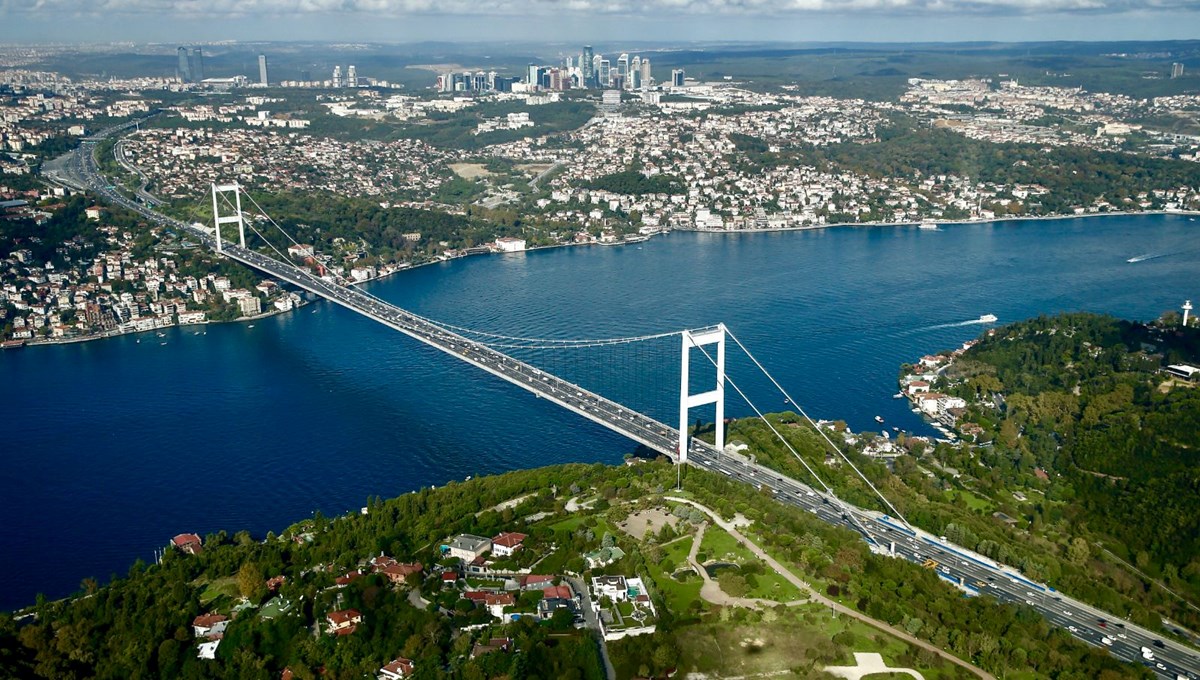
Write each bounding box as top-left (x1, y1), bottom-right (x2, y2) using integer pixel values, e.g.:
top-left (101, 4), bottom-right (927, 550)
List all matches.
top-left (1127, 252), bottom-right (1170, 263)
top-left (906, 318), bottom-right (995, 334)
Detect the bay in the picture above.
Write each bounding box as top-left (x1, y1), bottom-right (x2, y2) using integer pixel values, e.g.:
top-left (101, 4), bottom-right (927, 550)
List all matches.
top-left (1, 213), bottom-right (1197, 611)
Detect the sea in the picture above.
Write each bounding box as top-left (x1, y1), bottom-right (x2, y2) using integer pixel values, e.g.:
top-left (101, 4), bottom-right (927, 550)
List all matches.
top-left (1, 213), bottom-right (1197, 612)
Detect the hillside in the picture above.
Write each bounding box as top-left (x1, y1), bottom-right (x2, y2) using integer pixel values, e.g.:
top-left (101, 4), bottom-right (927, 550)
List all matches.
top-left (0, 457), bottom-right (1141, 679)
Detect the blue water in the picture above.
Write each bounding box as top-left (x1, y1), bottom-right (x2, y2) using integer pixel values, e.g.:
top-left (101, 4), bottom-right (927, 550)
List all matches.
top-left (1, 214), bottom-right (1197, 611)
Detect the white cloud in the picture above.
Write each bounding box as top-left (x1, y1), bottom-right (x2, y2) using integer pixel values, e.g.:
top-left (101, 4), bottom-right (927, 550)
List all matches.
top-left (2, 0), bottom-right (1197, 15)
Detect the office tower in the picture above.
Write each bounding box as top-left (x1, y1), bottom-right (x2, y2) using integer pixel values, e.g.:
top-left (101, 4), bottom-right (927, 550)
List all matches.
top-left (1171, 62), bottom-right (1185, 79)
top-left (177, 47), bottom-right (192, 83)
top-left (332, 65), bottom-right (341, 88)
top-left (190, 48), bottom-right (205, 81)
top-left (672, 68), bottom-right (685, 87)
top-left (599, 59), bottom-right (611, 88)
top-left (617, 53), bottom-right (629, 85)
top-left (592, 54), bottom-right (603, 86)
top-left (347, 65), bottom-right (357, 87)
top-left (258, 54), bottom-right (269, 86)
top-left (582, 45), bottom-right (594, 85)
top-left (629, 56), bottom-right (641, 90)
top-left (487, 71), bottom-right (496, 90)
top-left (641, 58), bottom-right (651, 88)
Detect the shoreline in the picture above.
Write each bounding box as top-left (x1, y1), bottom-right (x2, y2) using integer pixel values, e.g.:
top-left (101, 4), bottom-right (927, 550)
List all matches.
top-left (674, 208), bottom-right (1200, 235)
top-left (8, 297), bottom-right (314, 350)
top-left (9, 208), bottom-right (1194, 351)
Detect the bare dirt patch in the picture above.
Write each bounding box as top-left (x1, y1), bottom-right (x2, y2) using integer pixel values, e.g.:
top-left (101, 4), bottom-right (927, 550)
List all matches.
top-left (619, 507), bottom-right (680, 540)
top-left (449, 163), bottom-right (492, 179)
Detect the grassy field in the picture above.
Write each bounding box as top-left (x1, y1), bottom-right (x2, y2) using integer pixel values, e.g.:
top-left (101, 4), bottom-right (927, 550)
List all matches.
top-left (944, 488), bottom-right (994, 512)
top-left (672, 604), bottom-right (959, 679)
top-left (196, 576), bottom-right (238, 607)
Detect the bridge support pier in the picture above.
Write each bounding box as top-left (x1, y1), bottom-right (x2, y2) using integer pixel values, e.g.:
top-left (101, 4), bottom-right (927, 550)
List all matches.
top-left (211, 183), bottom-right (246, 252)
top-left (679, 324), bottom-right (725, 464)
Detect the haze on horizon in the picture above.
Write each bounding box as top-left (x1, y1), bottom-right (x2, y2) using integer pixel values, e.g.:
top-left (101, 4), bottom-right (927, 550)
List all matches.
top-left (0, 0), bottom-right (1197, 44)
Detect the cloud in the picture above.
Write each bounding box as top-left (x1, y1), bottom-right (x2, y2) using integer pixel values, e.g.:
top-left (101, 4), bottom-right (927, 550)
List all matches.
top-left (2, 0), bottom-right (1196, 15)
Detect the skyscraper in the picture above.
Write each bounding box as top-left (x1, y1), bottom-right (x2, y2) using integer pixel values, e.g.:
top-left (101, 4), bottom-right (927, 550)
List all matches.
top-left (332, 65), bottom-right (341, 88)
top-left (672, 69), bottom-right (686, 88)
top-left (258, 54), bottom-right (269, 86)
top-left (190, 48), bottom-right (205, 81)
top-left (582, 45), bottom-right (594, 86)
top-left (1171, 62), bottom-right (1185, 79)
top-left (617, 53), bottom-right (629, 85)
top-left (641, 59), bottom-right (651, 88)
top-left (598, 59), bottom-right (611, 88)
top-left (177, 47), bottom-right (192, 83)
top-left (347, 65), bottom-right (357, 87)
top-left (629, 56), bottom-right (641, 91)
top-left (592, 54), bottom-right (603, 87)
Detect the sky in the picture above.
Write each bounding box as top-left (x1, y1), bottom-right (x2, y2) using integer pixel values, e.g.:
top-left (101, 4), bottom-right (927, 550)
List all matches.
top-left (0, 0), bottom-right (1198, 43)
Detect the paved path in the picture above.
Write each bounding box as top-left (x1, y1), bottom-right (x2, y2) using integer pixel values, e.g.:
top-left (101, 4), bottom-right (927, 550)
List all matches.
top-left (685, 521), bottom-right (802, 610)
top-left (825, 652), bottom-right (924, 680)
top-left (568, 575), bottom-right (616, 680)
top-left (665, 496), bottom-right (995, 680)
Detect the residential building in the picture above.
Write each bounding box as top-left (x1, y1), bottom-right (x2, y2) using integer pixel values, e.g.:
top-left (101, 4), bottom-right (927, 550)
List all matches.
top-left (447, 534), bottom-right (492, 561)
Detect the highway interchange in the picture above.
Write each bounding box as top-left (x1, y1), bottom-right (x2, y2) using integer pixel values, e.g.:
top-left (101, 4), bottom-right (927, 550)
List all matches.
top-left (43, 122), bottom-right (1200, 679)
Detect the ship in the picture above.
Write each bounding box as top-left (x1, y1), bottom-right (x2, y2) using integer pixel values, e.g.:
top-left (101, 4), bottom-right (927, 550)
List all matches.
top-left (978, 314), bottom-right (998, 323)
top-left (919, 221), bottom-right (939, 230)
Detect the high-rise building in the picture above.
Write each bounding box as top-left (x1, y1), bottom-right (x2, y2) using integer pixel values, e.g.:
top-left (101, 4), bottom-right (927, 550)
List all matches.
top-left (582, 45), bottom-right (594, 86)
top-left (177, 47), bottom-right (192, 83)
top-left (332, 65), bottom-right (342, 88)
top-left (598, 59), bottom-right (611, 88)
top-left (629, 56), bottom-right (641, 91)
top-left (190, 48), bottom-right (205, 81)
top-left (347, 65), bottom-right (357, 87)
top-left (592, 54), bottom-right (603, 86)
top-left (641, 59), bottom-right (652, 88)
top-left (258, 54), bottom-right (269, 86)
top-left (617, 53), bottom-right (629, 85)
top-left (1171, 62), bottom-right (1185, 79)
top-left (672, 69), bottom-right (686, 88)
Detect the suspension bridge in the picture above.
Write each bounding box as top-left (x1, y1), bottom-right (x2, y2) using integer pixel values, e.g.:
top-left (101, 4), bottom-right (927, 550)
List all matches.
top-left (42, 138), bottom-right (1200, 678)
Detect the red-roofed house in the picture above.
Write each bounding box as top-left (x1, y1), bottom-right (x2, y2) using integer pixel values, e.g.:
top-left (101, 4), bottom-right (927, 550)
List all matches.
top-left (379, 656), bottom-right (415, 679)
top-left (172, 533), bottom-right (203, 555)
top-left (491, 531), bottom-right (528, 557)
top-left (470, 637), bottom-right (512, 658)
top-left (441, 571), bottom-right (459, 587)
top-left (192, 613), bottom-right (228, 638)
top-left (520, 574), bottom-right (554, 590)
top-left (266, 575), bottom-right (286, 591)
top-left (370, 555), bottom-right (398, 571)
top-left (379, 562), bottom-right (423, 584)
top-left (465, 591), bottom-right (515, 618)
top-left (335, 570), bottom-right (364, 588)
top-left (326, 609), bottom-right (362, 636)
top-left (543, 584), bottom-right (573, 600)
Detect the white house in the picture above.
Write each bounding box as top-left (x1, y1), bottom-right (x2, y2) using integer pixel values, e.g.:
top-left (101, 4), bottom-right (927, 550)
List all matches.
top-left (447, 534), bottom-right (492, 561)
top-left (491, 531), bottom-right (527, 557)
top-left (378, 657), bottom-right (415, 679)
top-left (495, 237), bottom-right (527, 252)
top-left (591, 575), bottom-right (628, 602)
top-left (197, 640), bottom-right (220, 660)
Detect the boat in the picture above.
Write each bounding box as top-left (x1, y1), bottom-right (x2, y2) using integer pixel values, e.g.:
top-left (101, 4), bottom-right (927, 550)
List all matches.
top-left (978, 314), bottom-right (998, 323)
top-left (875, 415), bottom-right (885, 423)
top-left (919, 221), bottom-right (939, 230)
top-left (248, 324), bottom-right (255, 328)
top-left (156, 332), bottom-right (165, 337)
top-left (892, 392), bottom-right (905, 399)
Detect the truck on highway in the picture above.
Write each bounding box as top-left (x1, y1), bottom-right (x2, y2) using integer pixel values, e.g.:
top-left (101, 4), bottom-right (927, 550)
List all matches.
top-left (1141, 646), bottom-right (1154, 660)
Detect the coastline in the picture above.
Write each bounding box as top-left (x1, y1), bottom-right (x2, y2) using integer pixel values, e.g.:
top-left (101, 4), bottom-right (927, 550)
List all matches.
top-left (8, 297), bottom-right (314, 350)
top-left (10, 207), bottom-right (1194, 351)
top-left (673, 208), bottom-right (1200, 235)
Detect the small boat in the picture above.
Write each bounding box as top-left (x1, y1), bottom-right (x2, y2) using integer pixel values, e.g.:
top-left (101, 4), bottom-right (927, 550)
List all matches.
top-left (160, 342), bottom-right (167, 346)
top-left (875, 415), bottom-right (885, 423)
top-left (156, 332), bottom-right (165, 337)
top-left (248, 324), bottom-right (255, 328)
top-left (892, 392), bottom-right (905, 399)
top-left (892, 426), bottom-right (900, 431)
top-left (919, 221), bottom-right (938, 230)
top-left (978, 314), bottom-right (998, 323)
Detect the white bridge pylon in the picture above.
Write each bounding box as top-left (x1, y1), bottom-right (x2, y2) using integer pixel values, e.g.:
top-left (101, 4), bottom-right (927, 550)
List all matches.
top-left (211, 182), bottom-right (246, 252)
top-left (679, 324), bottom-right (726, 464)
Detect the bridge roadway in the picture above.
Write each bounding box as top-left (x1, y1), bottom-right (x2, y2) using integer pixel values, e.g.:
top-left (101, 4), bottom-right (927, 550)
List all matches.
top-left (45, 137), bottom-right (1200, 679)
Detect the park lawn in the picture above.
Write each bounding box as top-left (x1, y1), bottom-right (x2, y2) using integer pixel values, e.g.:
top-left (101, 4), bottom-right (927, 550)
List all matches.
top-left (643, 556), bottom-right (702, 615)
top-left (698, 525), bottom-right (756, 564)
top-left (745, 568), bottom-right (805, 603)
top-left (944, 488), bottom-right (994, 512)
top-left (799, 604), bottom-right (959, 679)
top-left (197, 576), bottom-right (238, 607)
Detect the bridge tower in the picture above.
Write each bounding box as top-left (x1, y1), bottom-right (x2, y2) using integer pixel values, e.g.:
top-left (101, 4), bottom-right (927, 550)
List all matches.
top-left (678, 324), bottom-right (726, 464)
top-left (211, 182), bottom-right (246, 252)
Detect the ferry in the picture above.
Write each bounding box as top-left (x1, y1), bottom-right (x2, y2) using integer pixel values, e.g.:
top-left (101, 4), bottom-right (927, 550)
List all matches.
top-left (978, 314), bottom-right (998, 323)
top-left (919, 221), bottom-right (939, 230)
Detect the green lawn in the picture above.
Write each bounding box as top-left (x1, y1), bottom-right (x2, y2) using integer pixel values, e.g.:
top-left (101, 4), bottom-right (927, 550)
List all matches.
top-left (197, 577), bottom-right (238, 607)
top-left (944, 488), bottom-right (994, 512)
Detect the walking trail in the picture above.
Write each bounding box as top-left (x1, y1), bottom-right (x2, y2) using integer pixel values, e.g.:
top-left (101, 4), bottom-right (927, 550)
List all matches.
top-left (664, 496), bottom-right (995, 680)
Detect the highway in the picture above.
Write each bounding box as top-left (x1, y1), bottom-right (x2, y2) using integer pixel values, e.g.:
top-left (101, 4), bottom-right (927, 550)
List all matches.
top-left (44, 129), bottom-right (1200, 680)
